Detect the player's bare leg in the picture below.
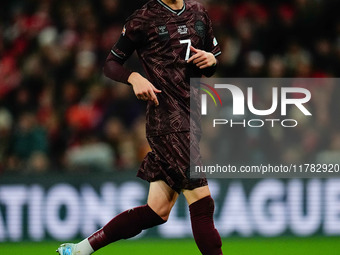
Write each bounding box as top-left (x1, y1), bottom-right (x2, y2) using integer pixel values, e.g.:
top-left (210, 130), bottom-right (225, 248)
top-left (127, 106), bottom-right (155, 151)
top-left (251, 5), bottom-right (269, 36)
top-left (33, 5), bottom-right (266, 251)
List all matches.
top-left (57, 180), bottom-right (177, 255)
top-left (183, 186), bottom-right (223, 255)
top-left (147, 180), bottom-right (179, 220)
top-left (183, 185), bottom-right (211, 205)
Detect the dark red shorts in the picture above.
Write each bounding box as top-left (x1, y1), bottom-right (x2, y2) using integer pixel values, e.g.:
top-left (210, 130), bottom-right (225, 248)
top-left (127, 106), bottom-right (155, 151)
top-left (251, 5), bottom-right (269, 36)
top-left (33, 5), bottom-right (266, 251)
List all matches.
top-left (137, 132), bottom-right (207, 193)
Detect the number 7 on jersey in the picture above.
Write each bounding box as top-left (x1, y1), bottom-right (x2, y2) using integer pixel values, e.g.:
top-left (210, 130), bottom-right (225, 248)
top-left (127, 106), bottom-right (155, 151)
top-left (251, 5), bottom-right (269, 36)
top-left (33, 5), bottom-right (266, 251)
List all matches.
top-left (180, 39), bottom-right (192, 61)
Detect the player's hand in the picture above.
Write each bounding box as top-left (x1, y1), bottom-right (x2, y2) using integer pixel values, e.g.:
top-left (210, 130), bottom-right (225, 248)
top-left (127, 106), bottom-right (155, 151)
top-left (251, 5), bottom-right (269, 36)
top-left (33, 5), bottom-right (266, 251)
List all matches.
top-left (187, 46), bottom-right (217, 69)
top-left (128, 72), bottom-right (162, 106)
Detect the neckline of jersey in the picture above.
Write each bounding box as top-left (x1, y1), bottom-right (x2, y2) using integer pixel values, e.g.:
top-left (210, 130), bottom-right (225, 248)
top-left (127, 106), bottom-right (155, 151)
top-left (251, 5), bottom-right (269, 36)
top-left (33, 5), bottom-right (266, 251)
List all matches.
top-left (156, 0), bottom-right (186, 16)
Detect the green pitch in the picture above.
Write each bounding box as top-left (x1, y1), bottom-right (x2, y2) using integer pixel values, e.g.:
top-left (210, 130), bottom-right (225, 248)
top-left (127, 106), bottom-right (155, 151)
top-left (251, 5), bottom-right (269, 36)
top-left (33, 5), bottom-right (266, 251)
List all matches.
top-left (0, 237), bottom-right (339, 255)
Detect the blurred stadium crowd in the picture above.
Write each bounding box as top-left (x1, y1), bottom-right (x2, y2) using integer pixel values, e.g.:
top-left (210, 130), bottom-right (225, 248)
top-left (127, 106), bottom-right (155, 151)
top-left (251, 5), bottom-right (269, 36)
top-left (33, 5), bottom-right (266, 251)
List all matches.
top-left (1, 0), bottom-right (340, 174)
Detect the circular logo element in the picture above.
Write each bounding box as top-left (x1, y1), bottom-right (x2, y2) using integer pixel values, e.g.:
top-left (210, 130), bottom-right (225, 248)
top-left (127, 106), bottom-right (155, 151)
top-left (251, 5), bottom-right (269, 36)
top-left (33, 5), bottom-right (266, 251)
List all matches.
top-left (195, 20), bottom-right (206, 39)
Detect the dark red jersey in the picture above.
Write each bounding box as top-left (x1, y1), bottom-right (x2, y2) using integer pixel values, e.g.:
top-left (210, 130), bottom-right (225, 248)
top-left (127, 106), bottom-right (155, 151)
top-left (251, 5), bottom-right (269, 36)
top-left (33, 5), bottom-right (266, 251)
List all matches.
top-left (110, 0), bottom-right (221, 137)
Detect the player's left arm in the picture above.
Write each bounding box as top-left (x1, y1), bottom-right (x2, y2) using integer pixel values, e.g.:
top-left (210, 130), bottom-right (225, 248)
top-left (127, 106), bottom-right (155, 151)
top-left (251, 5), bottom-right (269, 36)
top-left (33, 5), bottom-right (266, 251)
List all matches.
top-left (187, 45), bottom-right (218, 77)
top-left (188, 8), bottom-right (221, 77)
top-left (187, 45), bottom-right (217, 69)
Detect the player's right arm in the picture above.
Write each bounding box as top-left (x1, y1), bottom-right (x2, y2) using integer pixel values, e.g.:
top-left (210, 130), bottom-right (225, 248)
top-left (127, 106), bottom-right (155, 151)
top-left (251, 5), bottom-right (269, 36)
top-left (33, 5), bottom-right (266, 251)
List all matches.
top-left (103, 54), bottom-right (161, 106)
top-left (128, 72), bottom-right (161, 106)
top-left (103, 21), bottom-right (161, 106)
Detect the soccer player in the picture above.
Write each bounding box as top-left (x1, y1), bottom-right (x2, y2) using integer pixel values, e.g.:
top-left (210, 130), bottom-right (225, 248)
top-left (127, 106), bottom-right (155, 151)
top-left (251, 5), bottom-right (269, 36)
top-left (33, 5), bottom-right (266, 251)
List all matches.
top-left (57, 0), bottom-right (222, 254)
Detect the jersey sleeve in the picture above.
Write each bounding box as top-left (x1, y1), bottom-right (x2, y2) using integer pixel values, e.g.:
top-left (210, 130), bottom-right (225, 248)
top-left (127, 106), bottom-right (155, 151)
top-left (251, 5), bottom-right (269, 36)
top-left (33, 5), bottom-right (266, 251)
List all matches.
top-left (110, 17), bottom-right (146, 63)
top-left (104, 16), bottom-right (146, 84)
top-left (203, 11), bottom-right (221, 58)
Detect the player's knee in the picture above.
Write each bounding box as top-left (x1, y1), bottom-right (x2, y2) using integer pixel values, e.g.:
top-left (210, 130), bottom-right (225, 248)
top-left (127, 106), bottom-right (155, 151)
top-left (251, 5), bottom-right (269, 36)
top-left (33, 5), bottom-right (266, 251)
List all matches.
top-left (155, 207), bottom-right (171, 221)
top-left (189, 195), bottom-right (215, 219)
top-left (149, 204), bottom-right (171, 221)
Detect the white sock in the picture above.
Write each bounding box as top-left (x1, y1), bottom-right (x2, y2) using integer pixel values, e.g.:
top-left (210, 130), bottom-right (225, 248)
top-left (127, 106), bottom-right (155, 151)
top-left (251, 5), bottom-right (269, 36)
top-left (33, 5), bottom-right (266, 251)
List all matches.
top-left (75, 238), bottom-right (95, 255)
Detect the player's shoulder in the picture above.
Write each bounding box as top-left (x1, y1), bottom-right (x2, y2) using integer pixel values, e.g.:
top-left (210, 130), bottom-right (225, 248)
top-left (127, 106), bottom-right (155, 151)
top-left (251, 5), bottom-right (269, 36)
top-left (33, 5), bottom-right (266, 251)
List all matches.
top-left (126, 0), bottom-right (158, 23)
top-left (185, 0), bottom-right (208, 13)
